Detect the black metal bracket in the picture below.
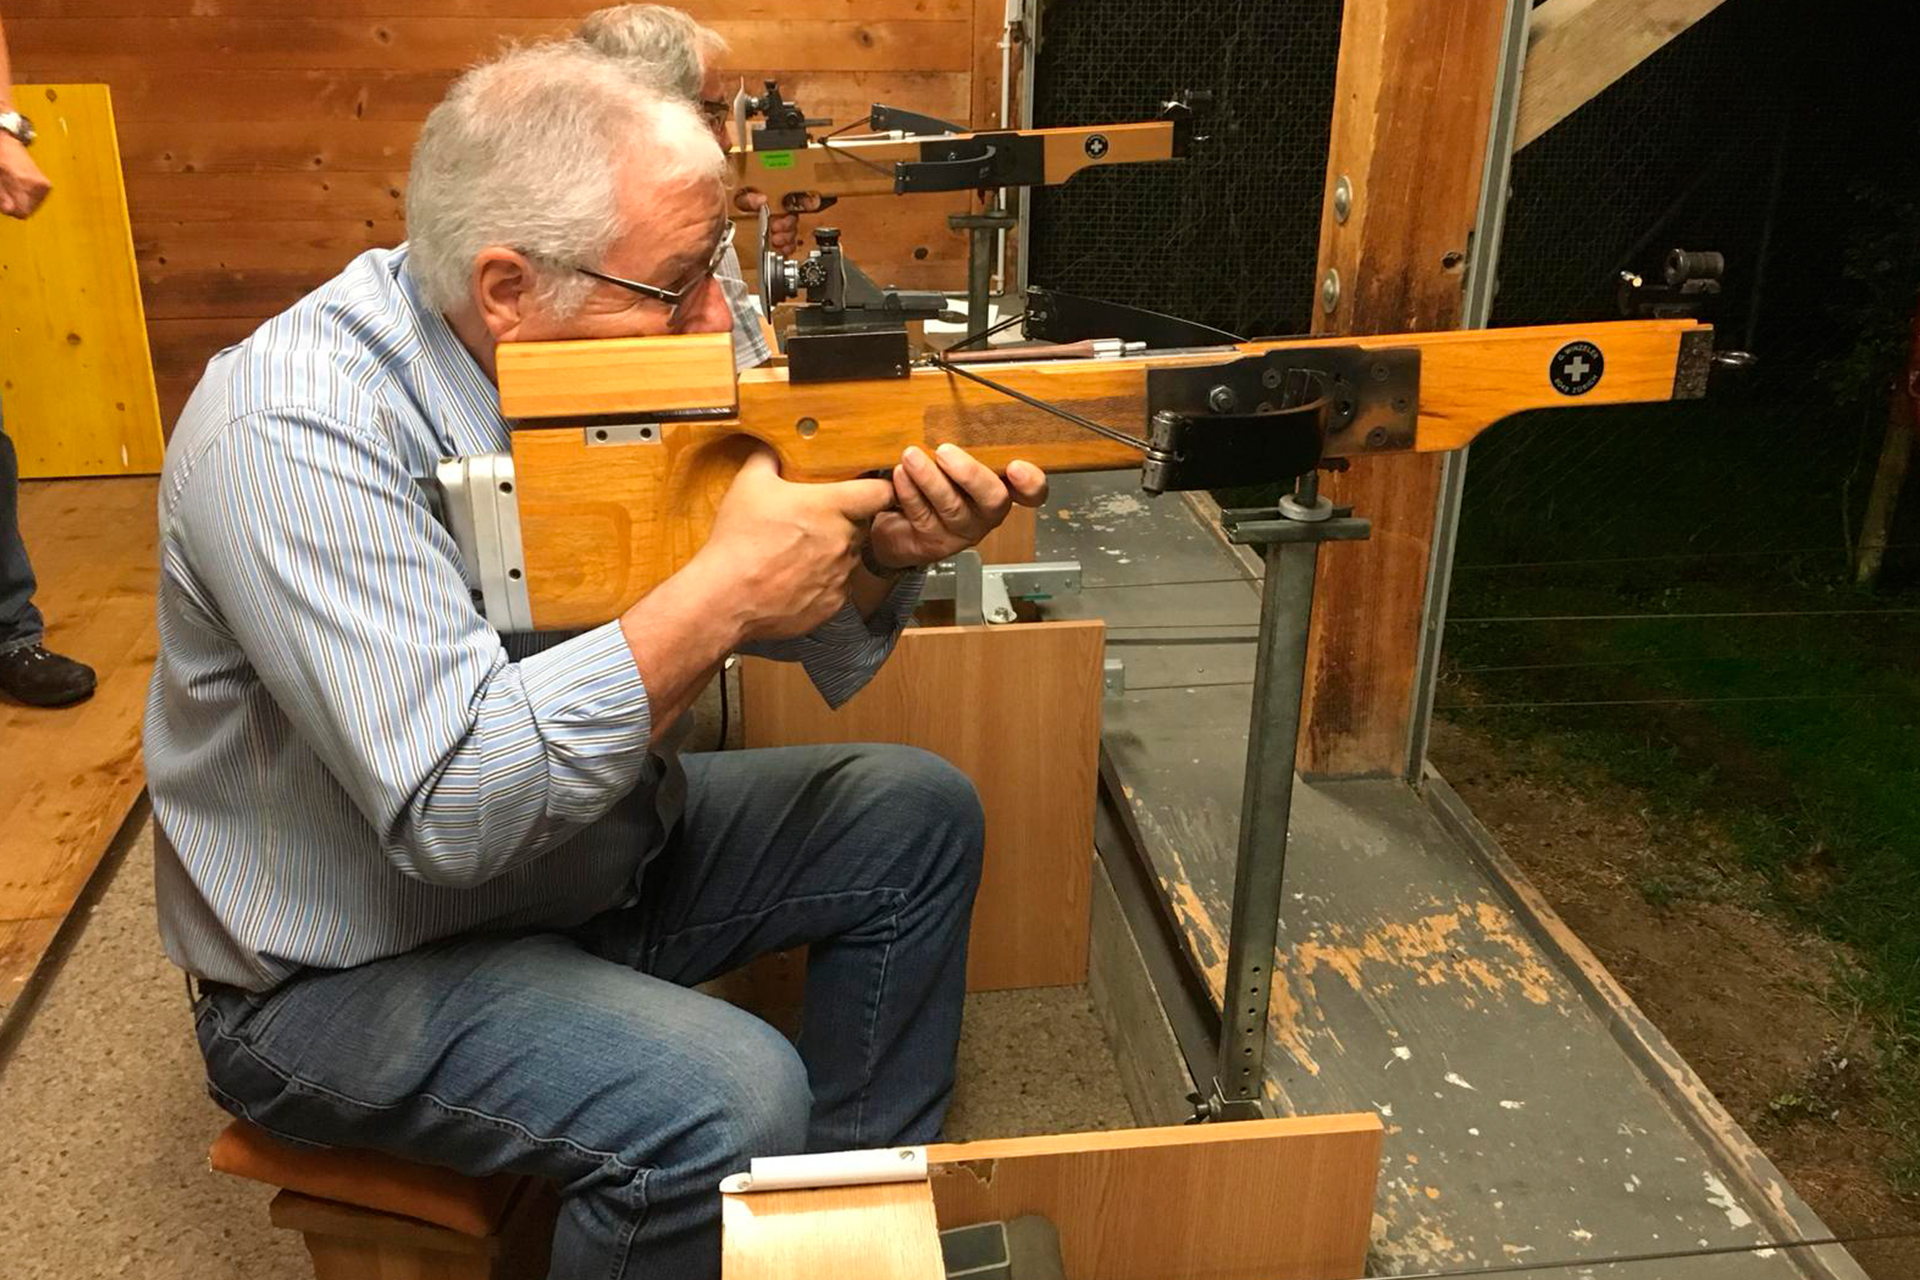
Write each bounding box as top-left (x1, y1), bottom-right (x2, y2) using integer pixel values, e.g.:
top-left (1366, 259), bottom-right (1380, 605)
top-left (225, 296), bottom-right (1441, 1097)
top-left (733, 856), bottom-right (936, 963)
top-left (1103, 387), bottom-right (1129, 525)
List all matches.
top-left (787, 329), bottom-right (910, 384)
top-left (895, 132), bottom-right (1047, 193)
top-left (868, 103), bottom-right (964, 136)
top-left (744, 81), bottom-right (830, 151)
top-left (1136, 346), bottom-right (1421, 493)
top-left (1023, 287), bottom-right (1245, 350)
top-left (1141, 399), bottom-right (1326, 495)
top-left (1162, 89), bottom-right (1211, 156)
top-left (771, 228), bottom-right (947, 384)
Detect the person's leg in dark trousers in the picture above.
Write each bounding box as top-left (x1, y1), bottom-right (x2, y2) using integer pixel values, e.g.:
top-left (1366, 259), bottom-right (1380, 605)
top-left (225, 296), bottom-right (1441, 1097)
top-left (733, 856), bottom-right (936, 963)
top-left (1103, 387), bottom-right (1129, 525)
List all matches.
top-left (193, 742), bottom-right (984, 1279)
top-left (0, 403), bottom-right (95, 706)
top-left (0, 414), bottom-right (45, 651)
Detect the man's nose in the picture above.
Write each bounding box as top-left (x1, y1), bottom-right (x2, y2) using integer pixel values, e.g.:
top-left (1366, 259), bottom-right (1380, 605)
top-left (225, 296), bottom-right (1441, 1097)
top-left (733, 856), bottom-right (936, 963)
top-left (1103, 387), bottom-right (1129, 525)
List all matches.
top-left (677, 278), bottom-right (734, 336)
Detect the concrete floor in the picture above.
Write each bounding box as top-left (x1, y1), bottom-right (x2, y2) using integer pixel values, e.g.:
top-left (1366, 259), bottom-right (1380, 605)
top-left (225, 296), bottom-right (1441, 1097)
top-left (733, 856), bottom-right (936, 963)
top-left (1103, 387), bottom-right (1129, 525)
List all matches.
top-left (0, 822), bottom-right (1133, 1280)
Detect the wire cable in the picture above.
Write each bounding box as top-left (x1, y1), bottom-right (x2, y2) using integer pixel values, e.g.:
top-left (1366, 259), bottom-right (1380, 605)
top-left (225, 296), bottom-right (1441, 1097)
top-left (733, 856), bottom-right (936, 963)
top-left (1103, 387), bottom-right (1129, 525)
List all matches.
top-left (925, 351), bottom-right (1152, 452)
top-left (1439, 693), bottom-right (1883, 711)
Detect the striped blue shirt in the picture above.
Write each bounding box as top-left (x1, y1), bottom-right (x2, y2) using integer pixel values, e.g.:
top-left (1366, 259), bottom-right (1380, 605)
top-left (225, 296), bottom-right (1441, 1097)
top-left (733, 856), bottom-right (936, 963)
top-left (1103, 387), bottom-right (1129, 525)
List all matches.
top-left (145, 246), bottom-right (919, 990)
top-left (717, 243), bottom-right (774, 371)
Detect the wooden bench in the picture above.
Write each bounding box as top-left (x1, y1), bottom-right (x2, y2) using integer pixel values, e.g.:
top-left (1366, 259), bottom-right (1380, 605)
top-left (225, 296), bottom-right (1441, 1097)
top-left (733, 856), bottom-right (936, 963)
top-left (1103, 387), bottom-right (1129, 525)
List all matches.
top-left (209, 1120), bottom-right (559, 1280)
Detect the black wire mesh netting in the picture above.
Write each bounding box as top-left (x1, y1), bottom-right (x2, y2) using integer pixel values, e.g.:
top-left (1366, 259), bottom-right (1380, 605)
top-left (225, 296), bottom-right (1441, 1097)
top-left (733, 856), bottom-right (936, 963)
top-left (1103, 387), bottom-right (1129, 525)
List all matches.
top-left (1026, 0), bottom-right (1342, 340)
top-left (1027, 0), bottom-right (1920, 576)
top-left (1026, 0), bottom-right (1920, 1266)
top-left (1466, 0), bottom-right (1920, 573)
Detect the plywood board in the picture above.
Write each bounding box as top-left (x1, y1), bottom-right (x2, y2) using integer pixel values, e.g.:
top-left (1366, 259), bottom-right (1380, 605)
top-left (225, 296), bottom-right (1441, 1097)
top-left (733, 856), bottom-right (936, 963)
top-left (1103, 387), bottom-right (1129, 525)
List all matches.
top-left (0, 85), bottom-right (162, 477)
top-left (743, 619), bottom-right (1103, 990)
top-left (925, 1117), bottom-right (1383, 1280)
top-left (722, 1180), bottom-right (945, 1280)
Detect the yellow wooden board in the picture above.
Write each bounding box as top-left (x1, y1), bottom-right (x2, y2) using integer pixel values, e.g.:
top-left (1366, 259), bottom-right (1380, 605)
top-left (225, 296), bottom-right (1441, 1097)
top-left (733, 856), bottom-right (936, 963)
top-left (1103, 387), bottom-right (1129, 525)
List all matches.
top-left (0, 84), bottom-right (163, 477)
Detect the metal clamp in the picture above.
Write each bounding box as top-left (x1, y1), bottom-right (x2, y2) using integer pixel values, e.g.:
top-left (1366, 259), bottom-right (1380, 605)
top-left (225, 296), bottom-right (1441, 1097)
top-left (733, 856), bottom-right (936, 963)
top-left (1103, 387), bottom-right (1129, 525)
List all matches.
top-left (921, 551), bottom-right (1083, 625)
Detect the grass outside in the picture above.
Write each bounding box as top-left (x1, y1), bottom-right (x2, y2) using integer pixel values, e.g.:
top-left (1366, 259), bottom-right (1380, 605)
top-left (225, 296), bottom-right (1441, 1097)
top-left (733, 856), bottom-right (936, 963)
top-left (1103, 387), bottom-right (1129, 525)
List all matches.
top-left (1437, 556), bottom-right (1920, 1188)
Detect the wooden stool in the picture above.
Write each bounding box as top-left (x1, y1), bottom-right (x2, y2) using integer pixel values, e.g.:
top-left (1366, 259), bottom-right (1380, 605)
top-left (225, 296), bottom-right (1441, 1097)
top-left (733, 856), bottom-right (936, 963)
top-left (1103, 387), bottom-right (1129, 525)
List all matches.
top-left (209, 1120), bottom-right (559, 1279)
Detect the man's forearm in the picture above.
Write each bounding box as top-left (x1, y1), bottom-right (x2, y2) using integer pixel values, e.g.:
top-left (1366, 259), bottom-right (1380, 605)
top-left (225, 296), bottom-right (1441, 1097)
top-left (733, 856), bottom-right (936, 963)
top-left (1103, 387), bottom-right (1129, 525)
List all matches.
top-left (0, 15), bottom-right (16, 110)
top-left (849, 560), bottom-right (904, 620)
top-left (618, 565), bottom-right (741, 744)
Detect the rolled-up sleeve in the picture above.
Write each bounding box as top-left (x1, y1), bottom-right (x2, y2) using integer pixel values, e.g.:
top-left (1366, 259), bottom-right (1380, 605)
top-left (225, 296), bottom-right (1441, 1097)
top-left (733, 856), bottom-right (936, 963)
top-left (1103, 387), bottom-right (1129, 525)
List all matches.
top-left (174, 408), bottom-right (652, 887)
top-left (743, 569), bottom-right (926, 708)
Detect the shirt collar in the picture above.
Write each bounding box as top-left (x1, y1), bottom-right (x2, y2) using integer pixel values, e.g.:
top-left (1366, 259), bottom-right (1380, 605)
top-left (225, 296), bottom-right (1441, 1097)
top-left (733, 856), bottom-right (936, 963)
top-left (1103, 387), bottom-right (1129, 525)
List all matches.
top-left (394, 246), bottom-right (514, 458)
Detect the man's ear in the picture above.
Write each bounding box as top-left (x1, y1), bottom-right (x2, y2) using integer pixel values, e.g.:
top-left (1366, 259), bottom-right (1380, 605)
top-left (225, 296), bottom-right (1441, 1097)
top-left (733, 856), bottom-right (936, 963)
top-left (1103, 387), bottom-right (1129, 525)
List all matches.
top-left (470, 247), bottom-right (537, 342)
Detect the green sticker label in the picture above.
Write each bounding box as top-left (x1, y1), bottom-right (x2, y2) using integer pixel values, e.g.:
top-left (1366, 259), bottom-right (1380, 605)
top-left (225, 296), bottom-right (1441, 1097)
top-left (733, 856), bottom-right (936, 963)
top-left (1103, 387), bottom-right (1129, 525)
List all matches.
top-left (758, 151), bottom-right (796, 170)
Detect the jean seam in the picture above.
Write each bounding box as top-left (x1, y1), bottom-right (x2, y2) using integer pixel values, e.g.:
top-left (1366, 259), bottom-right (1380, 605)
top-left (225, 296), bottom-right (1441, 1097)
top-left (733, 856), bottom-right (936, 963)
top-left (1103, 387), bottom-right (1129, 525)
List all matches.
top-left (203, 1015), bottom-right (644, 1174)
top-left (851, 904), bottom-right (901, 1143)
top-left (606, 1167), bottom-right (653, 1280)
top-left (644, 886), bottom-right (908, 966)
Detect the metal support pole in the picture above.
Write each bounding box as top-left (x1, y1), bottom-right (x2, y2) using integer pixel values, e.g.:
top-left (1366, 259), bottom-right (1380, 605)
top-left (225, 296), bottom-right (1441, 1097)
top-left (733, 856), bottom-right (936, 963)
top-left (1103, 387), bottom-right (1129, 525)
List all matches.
top-left (1197, 472), bottom-right (1337, 1121)
top-left (949, 211), bottom-right (1018, 342)
top-left (1406, 0), bottom-right (1530, 781)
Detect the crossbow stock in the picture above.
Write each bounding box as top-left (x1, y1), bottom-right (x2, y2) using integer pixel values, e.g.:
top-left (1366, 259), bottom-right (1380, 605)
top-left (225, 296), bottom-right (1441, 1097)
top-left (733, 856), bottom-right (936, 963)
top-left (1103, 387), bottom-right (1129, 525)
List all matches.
top-left (440, 303), bottom-right (1721, 632)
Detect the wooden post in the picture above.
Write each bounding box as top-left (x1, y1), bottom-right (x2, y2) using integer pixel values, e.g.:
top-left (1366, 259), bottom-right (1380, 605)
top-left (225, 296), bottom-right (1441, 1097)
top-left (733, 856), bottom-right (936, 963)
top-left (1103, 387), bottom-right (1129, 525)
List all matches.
top-left (1297, 0), bottom-right (1513, 778)
top-left (1854, 302), bottom-right (1920, 587)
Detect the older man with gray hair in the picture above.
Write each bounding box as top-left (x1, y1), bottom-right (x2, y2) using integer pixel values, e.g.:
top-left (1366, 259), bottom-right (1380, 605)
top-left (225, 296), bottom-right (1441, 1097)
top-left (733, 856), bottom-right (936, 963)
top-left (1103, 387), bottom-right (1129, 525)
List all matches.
top-left (147, 39), bottom-right (1046, 1280)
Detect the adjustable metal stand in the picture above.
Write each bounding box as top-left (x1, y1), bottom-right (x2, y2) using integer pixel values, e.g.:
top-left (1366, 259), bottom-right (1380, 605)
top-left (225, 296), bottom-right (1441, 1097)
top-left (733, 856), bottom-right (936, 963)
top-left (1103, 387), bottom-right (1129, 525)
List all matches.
top-left (949, 210), bottom-right (1019, 343)
top-left (1190, 472), bottom-right (1371, 1122)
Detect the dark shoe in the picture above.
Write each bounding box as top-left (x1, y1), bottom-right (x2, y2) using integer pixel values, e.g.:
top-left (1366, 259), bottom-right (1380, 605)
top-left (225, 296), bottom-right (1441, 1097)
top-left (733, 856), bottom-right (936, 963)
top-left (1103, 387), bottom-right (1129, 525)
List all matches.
top-left (0, 644), bottom-right (97, 707)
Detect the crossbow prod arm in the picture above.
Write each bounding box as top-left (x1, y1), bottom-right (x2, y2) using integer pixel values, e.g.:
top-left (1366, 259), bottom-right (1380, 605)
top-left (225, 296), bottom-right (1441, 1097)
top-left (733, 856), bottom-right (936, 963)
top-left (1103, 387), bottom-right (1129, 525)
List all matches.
top-left (441, 319), bottom-right (1713, 631)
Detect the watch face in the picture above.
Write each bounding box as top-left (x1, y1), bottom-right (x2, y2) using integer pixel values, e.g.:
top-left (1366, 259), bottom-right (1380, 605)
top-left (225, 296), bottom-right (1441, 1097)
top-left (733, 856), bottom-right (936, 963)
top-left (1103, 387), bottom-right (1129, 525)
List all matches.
top-left (2, 114), bottom-right (30, 146)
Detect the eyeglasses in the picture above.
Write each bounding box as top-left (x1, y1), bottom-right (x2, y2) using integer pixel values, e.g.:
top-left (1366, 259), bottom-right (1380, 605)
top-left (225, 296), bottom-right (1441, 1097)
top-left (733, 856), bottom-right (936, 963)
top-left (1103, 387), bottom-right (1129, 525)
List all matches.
top-left (573, 221), bottom-right (735, 323)
top-left (699, 97), bottom-right (733, 135)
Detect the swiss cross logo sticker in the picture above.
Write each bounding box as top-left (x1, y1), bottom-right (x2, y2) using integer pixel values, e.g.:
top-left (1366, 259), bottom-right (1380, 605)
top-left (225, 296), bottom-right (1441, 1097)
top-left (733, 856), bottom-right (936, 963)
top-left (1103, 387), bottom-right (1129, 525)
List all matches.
top-left (1550, 341), bottom-right (1604, 395)
top-left (1084, 133), bottom-right (1109, 159)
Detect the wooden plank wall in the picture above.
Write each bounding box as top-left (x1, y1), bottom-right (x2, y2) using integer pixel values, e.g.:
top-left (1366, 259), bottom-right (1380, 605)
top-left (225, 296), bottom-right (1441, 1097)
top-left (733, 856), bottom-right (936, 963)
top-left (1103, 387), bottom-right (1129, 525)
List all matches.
top-left (8, 0), bottom-right (1000, 427)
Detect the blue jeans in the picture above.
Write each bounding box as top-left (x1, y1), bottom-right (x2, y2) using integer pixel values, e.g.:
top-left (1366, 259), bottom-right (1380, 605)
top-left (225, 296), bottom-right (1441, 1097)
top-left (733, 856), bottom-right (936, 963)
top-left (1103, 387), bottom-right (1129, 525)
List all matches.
top-left (194, 743), bottom-right (984, 1279)
top-left (0, 409), bottom-right (45, 653)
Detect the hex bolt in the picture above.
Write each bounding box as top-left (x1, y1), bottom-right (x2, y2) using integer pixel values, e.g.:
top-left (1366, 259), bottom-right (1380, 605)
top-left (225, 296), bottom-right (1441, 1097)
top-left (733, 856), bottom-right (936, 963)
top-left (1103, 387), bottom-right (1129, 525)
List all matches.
top-left (1208, 385), bottom-right (1238, 413)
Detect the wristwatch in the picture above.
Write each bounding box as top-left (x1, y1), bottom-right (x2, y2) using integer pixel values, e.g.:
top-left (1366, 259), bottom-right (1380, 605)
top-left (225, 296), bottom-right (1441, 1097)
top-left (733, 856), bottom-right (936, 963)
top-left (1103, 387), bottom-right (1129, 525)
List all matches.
top-left (0, 112), bottom-right (35, 147)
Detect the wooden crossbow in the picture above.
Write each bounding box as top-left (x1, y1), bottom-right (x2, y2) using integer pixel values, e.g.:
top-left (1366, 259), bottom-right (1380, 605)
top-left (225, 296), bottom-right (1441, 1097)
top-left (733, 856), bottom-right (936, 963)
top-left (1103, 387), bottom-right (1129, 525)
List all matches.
top-left (438, 298), bottom-right (1724, 633)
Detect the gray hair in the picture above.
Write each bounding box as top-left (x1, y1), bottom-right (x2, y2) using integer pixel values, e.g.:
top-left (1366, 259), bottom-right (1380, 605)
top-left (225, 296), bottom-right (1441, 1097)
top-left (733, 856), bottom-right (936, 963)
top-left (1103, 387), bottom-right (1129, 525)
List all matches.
top-left (574, 5), bottom-right (730, 101)
top-left (405, 40), bottom-right (723, 318)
